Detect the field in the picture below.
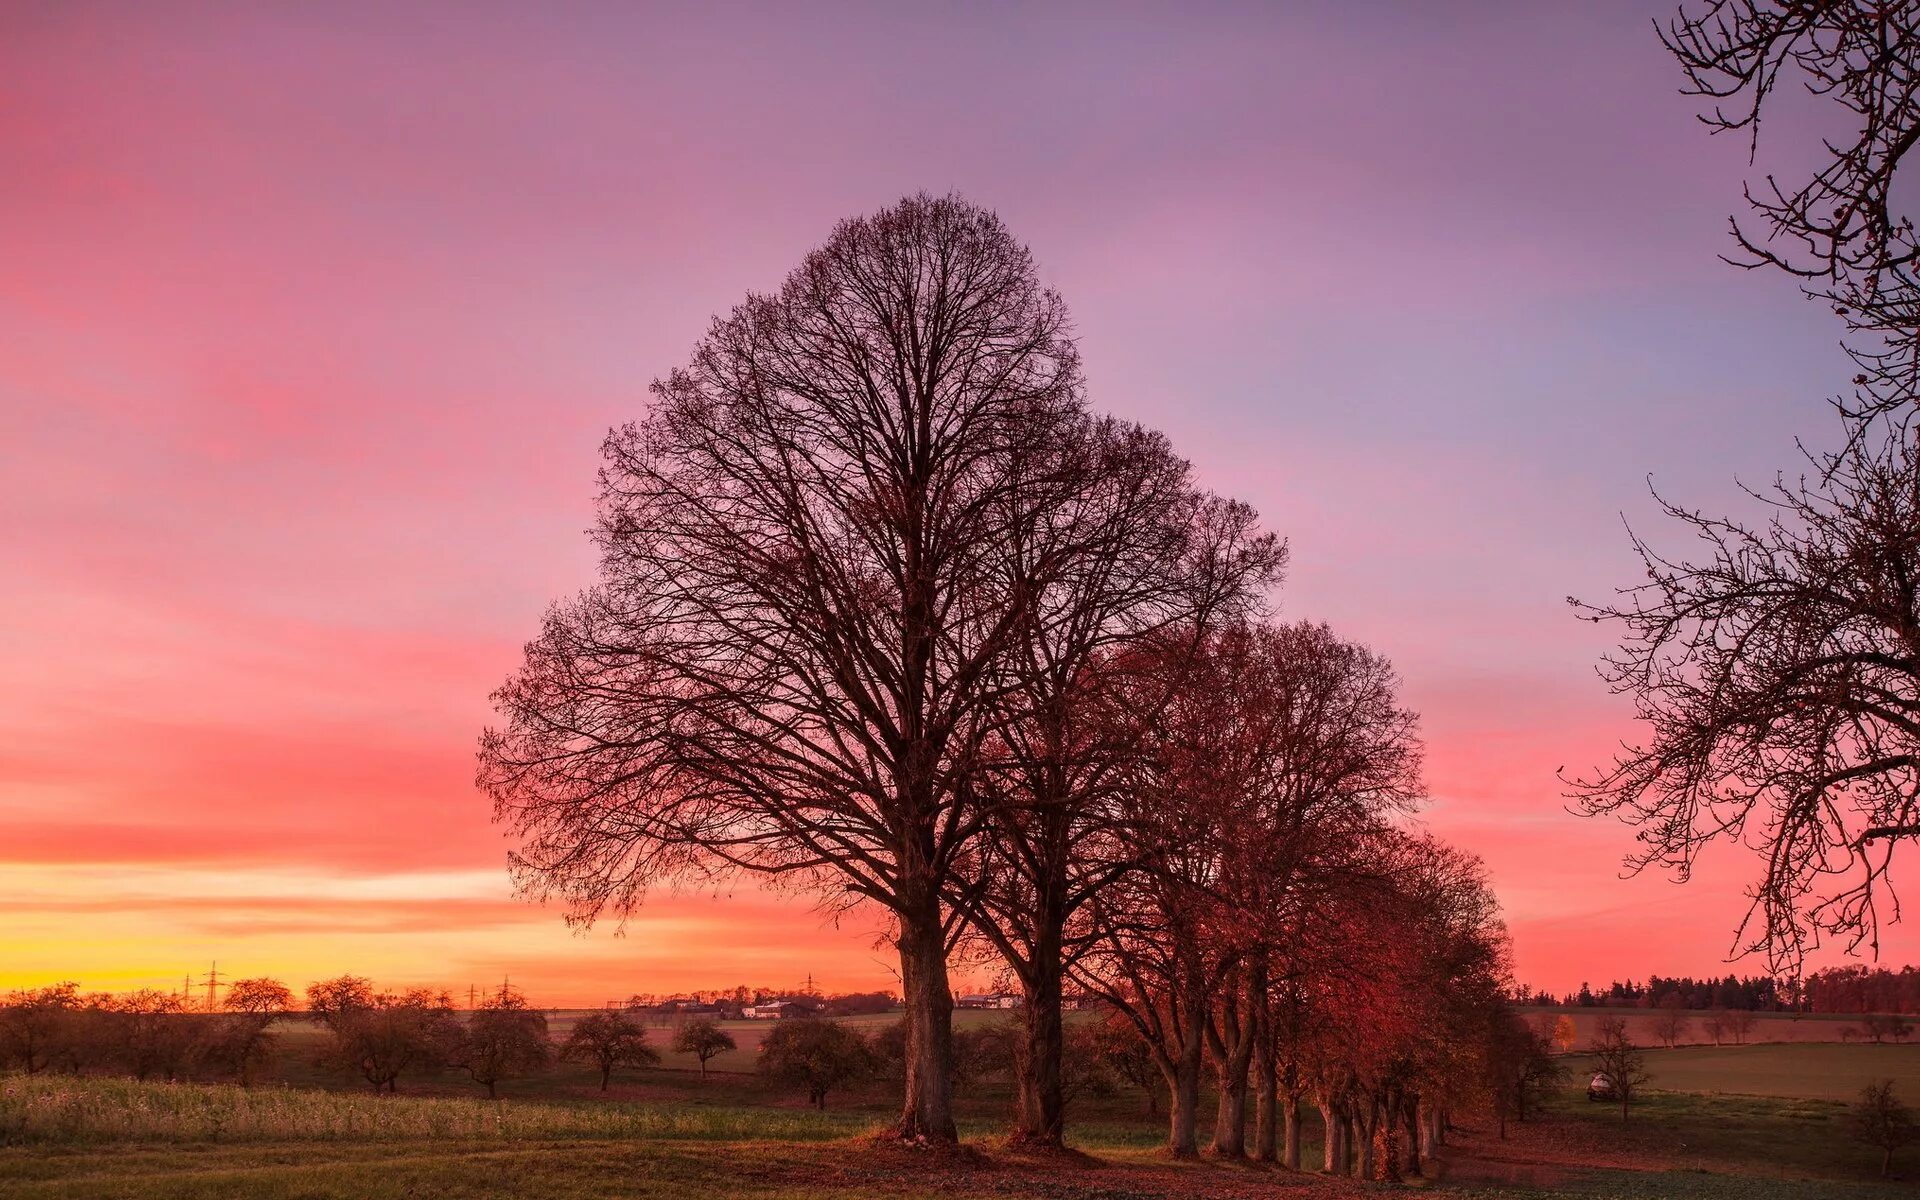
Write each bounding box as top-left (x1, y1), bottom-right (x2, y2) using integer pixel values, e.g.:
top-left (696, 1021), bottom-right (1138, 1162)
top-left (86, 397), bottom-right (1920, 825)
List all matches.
top-left (4, 1029), bottom-right (1920, 1198)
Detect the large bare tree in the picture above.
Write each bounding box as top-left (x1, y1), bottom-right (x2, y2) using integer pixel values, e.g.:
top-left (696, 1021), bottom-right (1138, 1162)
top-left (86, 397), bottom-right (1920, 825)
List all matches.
top-left (481, 195), bottom-right (1180, 1141)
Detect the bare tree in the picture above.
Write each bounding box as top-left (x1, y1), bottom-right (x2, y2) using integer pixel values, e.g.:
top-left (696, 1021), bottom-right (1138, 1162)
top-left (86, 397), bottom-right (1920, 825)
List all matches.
top-left (1651, 993), bottom-right (1691, 1049)
top-left (213, 977), bottom-right (293, 1086)
top-left (1572, 434), bottom-right (1920, 970)
top-left (560, 1010), bottom-right (660, 1090)
top-left (481, 194), bottom-right (1162, 1143)
top-left (1726, 1007), bottom-right (1757, 1045)
top-left (0, 983), bottom-right (79, 1076)
top-left (306, 976), bottom-right (459, 1093)
top-left (1664, 1), bottom-right (1920, 426)
top-left (453, 985), bottom-right (551, 1099)
top-left (671, 1017), bottom-right (736, 1080)
top-left (1850, 1078), bottom-right (1918, 1177)
top-left (1702, 1009), bottom-right (1728, 1046)
top-left (1589, 1017), bottom-right (1652, 1123)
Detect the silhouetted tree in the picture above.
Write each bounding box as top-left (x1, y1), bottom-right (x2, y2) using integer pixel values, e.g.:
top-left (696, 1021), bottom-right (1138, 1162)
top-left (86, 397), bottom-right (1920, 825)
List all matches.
top-left (1589, 1017), bottom-right (1651, 1123)
top-left (1850, 1078), bottom-right (1918, 1178)
top-left (758, 1018), bottom-right (874, 1109)
top-left (671, 1017), bottom-right (735, 1080)
top-left (482, 193), bottom-right (1182, 1144)
top-left (211, 977), bottom-right (292, 1086)
top-left (453, 986), bottom-right (551, 1098)
top-left (1487, 1006), bottom-right (1565, 1136)
top-left (306, 976), bottom-right (459, 1093)
top-left (0, 983), bottom-right (79, 1075)
top-left (560, 1010), bottom-right (660, 1090)
top-left (1651, 993), bottom-right (1691, 1048)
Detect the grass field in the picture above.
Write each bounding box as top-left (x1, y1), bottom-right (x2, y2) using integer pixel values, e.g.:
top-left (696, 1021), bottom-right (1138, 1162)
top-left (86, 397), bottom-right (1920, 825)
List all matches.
top-left (1566, 1041), bottom-right (1920, 1101)
top-left (5, 1034), bottom-right (1920, 1198)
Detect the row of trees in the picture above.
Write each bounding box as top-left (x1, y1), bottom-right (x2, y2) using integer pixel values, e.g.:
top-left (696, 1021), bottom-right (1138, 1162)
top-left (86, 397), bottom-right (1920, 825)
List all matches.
top-left (478, 193), bottom-right (1530, 1159)
top-left (0, 979), bottom-right (292, 1084)
top-left (1530, 965), bottom-right (1920, 1014)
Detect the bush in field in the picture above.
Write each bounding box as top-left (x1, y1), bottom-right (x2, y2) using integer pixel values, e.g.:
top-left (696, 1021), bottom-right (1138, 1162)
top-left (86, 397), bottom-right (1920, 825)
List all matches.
top-left (1856, 1014), bottom-right (1915, 1044)
top-left (758, 1018), bottom-right (873, 1109)
top-left (452, 987), bottom-right (551, 1098)
top-left (306, 976), bottom-right (460, 1093)
top-left (0, 983), bottom-right (80, 1075)
top-left (670, 1017), bottom-right (735, 1080)
top-left (1849, 1078), bottom-right (1918, 1178)
top-left (559, 1010), bottom-right (660, 1090)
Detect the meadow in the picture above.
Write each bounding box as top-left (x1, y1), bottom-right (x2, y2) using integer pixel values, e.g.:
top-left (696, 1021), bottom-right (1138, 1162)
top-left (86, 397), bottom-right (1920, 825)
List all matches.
top-left (5, 1024), bottom-right (1920, 1199)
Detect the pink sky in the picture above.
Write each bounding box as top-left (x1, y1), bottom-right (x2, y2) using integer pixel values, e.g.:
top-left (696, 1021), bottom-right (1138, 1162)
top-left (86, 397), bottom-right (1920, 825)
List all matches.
top-left (4, 2), bottom-right (1910, 1003)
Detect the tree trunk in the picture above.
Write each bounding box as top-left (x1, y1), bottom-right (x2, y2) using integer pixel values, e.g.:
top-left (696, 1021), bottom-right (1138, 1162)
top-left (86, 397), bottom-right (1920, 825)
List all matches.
top-left (1353, 1114), bottom-right (1373, 1179)
top-left (1161, 974), bottom-right (1208, 1159)
top-left (896, 888), bottom-right (958, 1143)
top-left (1012, 937), bottom-right (1066, 1148)
top-left (1165, 1050), bottom-right (1203, 1158)
top-left (1403, 1097), bottom-right (1421, 1176)
top-left (1251, 1031), bottom-right (1276, 1162)
top-left (1213, 1061), bottom-right (1248, 1158)
top-left (1282, 1093), bottom-right (1302, 1170)
top-left (1318, 1099), bottom-right (1344, 1173)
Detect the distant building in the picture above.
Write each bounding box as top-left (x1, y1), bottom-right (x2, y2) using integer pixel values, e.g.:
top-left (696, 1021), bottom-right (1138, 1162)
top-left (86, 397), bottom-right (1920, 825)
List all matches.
top-left (743, 1001), bottom-right (808, 1020)
top-left (956, 993), bottom-right (1022, 1010)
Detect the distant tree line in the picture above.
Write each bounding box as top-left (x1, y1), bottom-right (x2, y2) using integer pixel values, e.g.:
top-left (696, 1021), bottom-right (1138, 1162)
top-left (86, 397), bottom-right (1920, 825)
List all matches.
top-left (1518, 965), bottom-right (1920, 1014)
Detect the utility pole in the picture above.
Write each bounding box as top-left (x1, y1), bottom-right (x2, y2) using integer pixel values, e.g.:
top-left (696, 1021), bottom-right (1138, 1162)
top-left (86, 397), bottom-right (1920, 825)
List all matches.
top-left (201, 961), bottom-right (223, 1013)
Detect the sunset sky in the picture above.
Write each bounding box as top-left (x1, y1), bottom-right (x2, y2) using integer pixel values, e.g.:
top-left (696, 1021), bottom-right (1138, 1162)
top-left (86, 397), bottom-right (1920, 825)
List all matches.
top-left (5, 2), bottom-right (1911, 1005)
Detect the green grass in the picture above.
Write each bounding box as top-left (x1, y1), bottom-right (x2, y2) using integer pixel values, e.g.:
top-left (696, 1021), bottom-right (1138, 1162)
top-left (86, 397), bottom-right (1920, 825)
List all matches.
top-left (1562, 1041), bottom-right (1920, 1102)
top-left (7, 1038), bottom-right (1919, 1198)
top-left (0, 1074), bottom-right (874, 1145)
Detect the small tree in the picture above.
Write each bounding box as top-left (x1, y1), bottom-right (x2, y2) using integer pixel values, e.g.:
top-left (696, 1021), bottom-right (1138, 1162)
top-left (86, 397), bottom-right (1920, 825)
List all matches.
top-left (454, 986), bottom-right (551, 1099)
top-left (306, 976), bottom-right (460, 1093)
top-left (672, 1017), bottom-right (736, 1080)
top-left (758, 1018), bottom-right (873, 1109)
top-left (1589, 1017), bottom-right (1651, 1123)
top-left (214, 977), bottom-right (293, 1085)
top-left (104, 989), bottom-right (194, 1082)
top-left (1849, 1079), bottom-right (1917, 1178)
top-left (1488, 1008), bottom-right (1567, 1136)
top-left (560, 1010), bottom-right (660, 1090)
top-left (0, 983), bottom-right (79, 1075)
top-left (1701, 1010), bottom-right (1727, 1047)
top-left (1725, 1009), bottom-right (1756, 1046)
top-left (1651, 994), bottom-right (1691, 1049)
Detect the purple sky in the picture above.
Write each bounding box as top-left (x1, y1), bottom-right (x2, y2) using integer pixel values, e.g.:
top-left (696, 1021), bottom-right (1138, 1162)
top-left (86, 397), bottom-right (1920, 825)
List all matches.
top-left (2, 1), bottom-right (1898, 999)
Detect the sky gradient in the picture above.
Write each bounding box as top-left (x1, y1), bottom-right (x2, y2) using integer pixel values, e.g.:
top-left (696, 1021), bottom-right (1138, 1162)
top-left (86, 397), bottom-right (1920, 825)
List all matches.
top-left (5, 1), bottom-right (1912, 1004)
